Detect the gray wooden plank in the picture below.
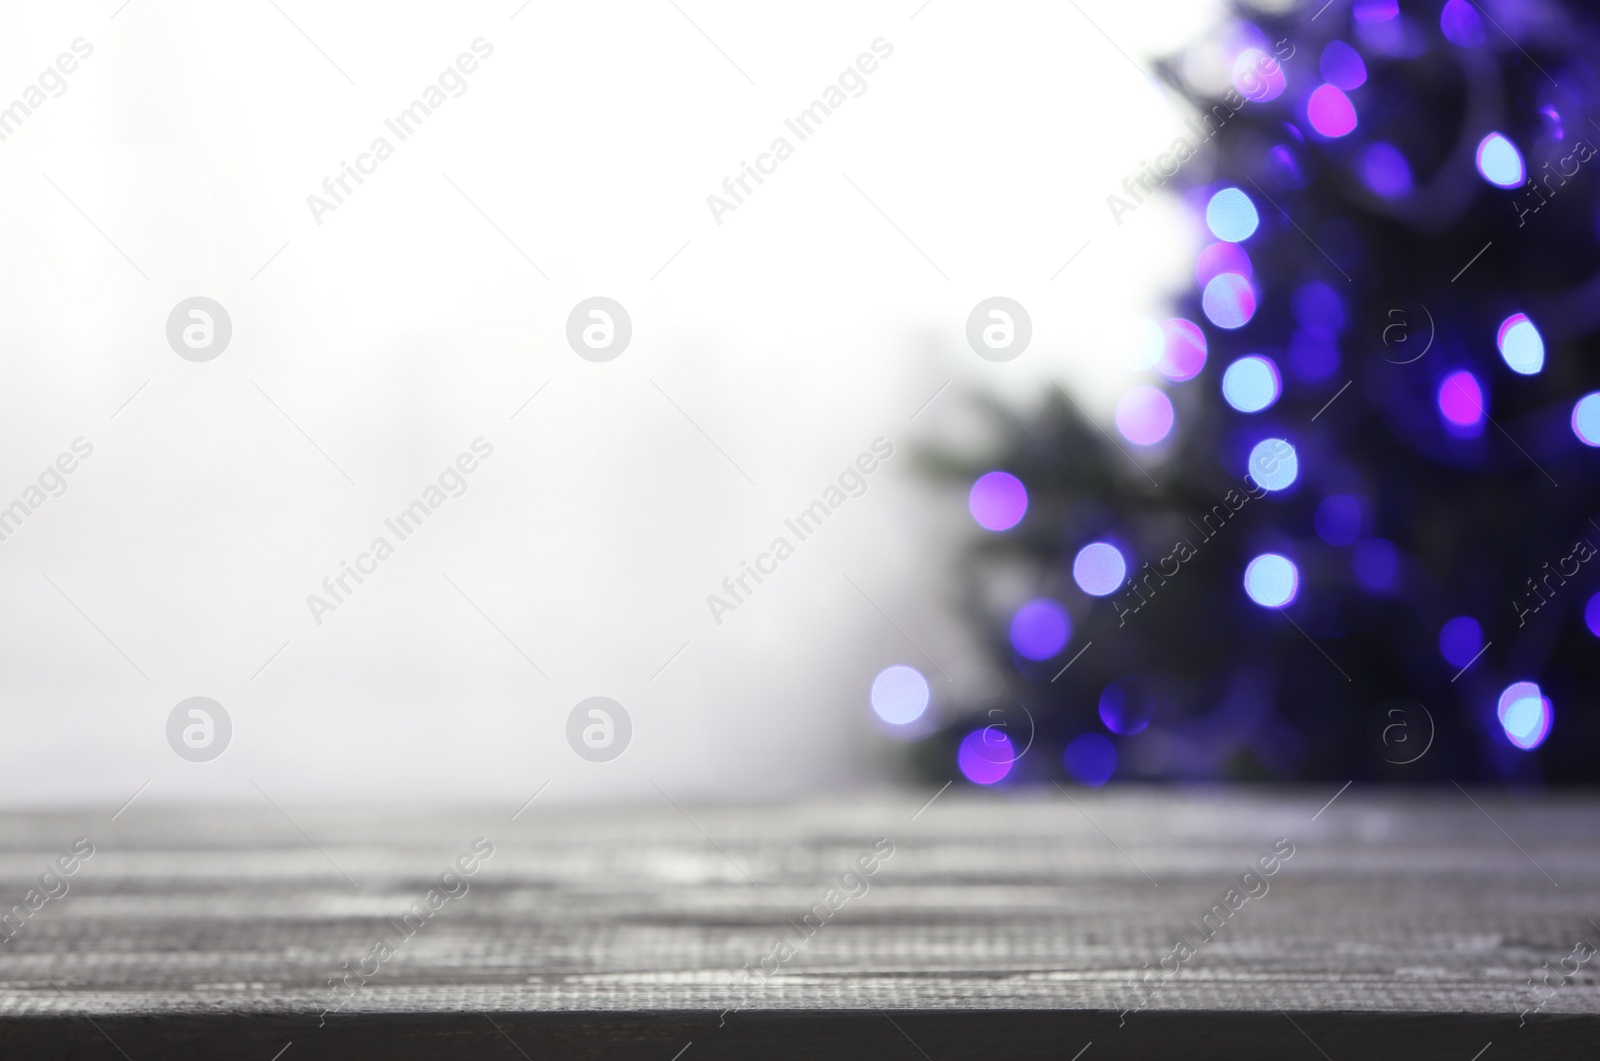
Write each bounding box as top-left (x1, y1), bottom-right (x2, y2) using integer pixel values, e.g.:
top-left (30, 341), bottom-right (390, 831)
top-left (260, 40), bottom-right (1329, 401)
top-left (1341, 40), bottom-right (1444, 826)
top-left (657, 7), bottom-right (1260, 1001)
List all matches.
top-left (0, 787), bottom-right (1594, 1036)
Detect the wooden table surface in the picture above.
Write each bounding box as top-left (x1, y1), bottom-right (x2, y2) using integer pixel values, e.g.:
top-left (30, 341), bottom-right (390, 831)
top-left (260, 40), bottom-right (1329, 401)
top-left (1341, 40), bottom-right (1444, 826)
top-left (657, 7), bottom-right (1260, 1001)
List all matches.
top-left (0, 787), bottom-right (1596, 1058)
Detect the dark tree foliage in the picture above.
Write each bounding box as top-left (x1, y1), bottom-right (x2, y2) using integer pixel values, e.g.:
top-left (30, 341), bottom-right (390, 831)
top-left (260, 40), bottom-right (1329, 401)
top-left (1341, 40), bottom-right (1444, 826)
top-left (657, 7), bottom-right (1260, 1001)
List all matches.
top-left (918, 0), bottom-right (1600, 786)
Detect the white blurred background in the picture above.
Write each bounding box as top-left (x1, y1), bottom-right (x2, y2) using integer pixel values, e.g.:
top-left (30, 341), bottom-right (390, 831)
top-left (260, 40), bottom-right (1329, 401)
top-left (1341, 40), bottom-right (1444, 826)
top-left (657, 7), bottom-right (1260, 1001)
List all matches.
top-left (0, 0), bottom-right (1266, 806)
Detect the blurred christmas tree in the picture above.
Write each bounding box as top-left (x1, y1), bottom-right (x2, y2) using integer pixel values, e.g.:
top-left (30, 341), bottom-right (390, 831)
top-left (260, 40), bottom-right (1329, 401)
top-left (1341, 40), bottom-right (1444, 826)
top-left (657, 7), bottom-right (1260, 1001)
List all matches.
top-left (911, 0), bottom-right (1600, 786)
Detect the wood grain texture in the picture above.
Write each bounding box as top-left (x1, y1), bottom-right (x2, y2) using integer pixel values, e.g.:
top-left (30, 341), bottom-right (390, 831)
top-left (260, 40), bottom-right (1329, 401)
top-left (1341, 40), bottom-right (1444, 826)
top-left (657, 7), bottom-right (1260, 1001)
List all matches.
top-left (0, 788), bottom-right (1595, 1057)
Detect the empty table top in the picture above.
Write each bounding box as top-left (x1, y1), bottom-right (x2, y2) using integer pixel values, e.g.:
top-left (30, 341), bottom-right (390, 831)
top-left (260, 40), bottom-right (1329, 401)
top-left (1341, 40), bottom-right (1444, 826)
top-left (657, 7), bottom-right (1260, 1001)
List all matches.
top-left (0, 787), bottom-right (1594, 1058)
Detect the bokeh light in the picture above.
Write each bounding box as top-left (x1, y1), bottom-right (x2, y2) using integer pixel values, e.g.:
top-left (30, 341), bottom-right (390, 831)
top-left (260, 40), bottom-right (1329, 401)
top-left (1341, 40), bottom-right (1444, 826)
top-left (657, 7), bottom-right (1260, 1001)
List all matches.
top-left (957, 728), bottom-right (1015, 785)
top-left (1355, 11), bottom-right (1412, 56)
top-left (1248, 438), bottom-right (1299, 491)
top-left (1158, 318), bottom-right (1208, 381)
top-left (1496, 682), bottom-right (1552, 751)
top-left (1206, 188), bottom-right (1260, 242)
top-left (1476, 133), bottom-right (1525, 188)
top-left (1062, 733), bottom-right (1117, 786)
top-left (1202, 272), bottom-right (1258, 329)
top-left (1355, 0), bottom-right (1397, 22)
top-left (1098, 682), bottom-right (1152, 736)
top-left (969, 471), bottom-right (1027, 531)
top-left (1289, 330), bottom-right (1339, 382)
top-left (1293, 281), bottom-right (1346, 335)
top-left (1586, 593), bottom-right (1600, 638)
top-left (1233, 47), bottom-right (1287, 102)
top-left (1235, 47), bottom-right (1286, 102)
top-left (1320, 40), bottom-right (1368, 90)
top-left (1496, 313), bottom-right (1544, 375)
top-left (1360, 142), bottom-right (1413, 197)
top-left (870, 665), bottom-right (930, 725)
top-left (1438, 616), bottom-right (1482, 668)
top-left (1540, 103), bottom-right (1564, 141)
top-left (1441, 0), bottom-right (1486, 47)
top-left (1438, 370), bottom-right (1485, 428)
top-left (1244, 553), bottom-right (1299, 608)
top-left (1222, 355), bottom-right (1282, 413)
top-left (1010, 598), bottom-right (1070, 660)
top-left (1118, 316), bottom-right (1166, 371)
top-left (1307, 84), bottom-right (1358, 138)
top-left (1497, 682), bottom-right (1539, 724)
top-left (1572, 393), bottom-right (1600, 446)
top-left (1115, 386), bottom-right (1175, 446)
top-left (1268, 143), bottom-right (1306, 187)
top-left (1073, 542), bottom-right (1127, 597)
top-left (1315, 494), bottom-right (1363, 545)
top-left (1197, 241), bottom-right (1253, 286)
top-left (1353, 538), bottom-right (1398, 593)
